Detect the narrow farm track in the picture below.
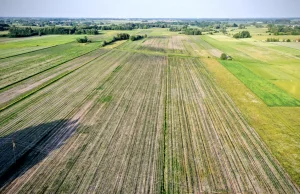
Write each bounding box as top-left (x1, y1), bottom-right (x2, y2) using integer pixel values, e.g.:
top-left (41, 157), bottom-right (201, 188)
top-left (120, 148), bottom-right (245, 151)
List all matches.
top-left (0, 35), bottom-right (299, 193)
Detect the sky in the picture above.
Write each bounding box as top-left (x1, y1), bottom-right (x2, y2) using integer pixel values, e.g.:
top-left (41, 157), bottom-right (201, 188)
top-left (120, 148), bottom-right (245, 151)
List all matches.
top-left (1, 0), bottom-right (300, 18)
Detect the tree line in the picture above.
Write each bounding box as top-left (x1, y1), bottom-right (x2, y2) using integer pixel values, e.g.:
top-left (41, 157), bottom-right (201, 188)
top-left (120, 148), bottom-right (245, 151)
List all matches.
top-left (100, 22), bottom-right (170, 30)
top-left (0, 23), bottom-right (9, 31)
top-left (266, 38), bottom-right (291, 42)
top-left (169, 26), bottom-right (202, 35)
top-left (130, 34), bottom-right (147, 41)
top-left (267, 24), bottom-right (300, 35)
top-left (102, 33), bottom-right (129, 46)
top-left (101, 33), bottom-right (147, 46)
top-left (8, 26), bottom-right (99, 37)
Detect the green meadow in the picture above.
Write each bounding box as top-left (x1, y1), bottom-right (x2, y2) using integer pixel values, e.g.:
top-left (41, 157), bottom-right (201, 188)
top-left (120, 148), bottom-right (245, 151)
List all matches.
top-left (201, 34), bottom-right (300, 105)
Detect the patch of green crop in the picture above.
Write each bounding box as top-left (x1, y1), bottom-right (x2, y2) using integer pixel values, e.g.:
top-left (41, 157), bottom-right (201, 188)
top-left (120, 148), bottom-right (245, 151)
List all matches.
top-left (99, 95), bottom-right (112, 103)
top-left (97, 85), bottom-right (104, 90)
top-left (220, 60), bottom-right (300, 106)
top-left (113, 66), bottom-right (122, 73)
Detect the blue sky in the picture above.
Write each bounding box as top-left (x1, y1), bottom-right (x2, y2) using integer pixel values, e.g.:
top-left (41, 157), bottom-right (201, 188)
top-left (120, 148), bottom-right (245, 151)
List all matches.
top-left (1, 0), bottom-right (300, 18)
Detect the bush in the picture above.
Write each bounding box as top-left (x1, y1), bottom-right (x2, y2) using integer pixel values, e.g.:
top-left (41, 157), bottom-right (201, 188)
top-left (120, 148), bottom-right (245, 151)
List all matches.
top-left (287, 39), bottom-right (291, 42)
top-left (266, 38), bottom-right (279, 42)
top-left (233, 31), bottom-right (251, 39)
top-left (102, 40), bottom-right (107, 46)
top-left (130, 35), bottom-right (136, 41)
top-left (220, 53), bottom-right (227, 60)
top-left (116, 33), bottom-right (130, 40)
top-left (130, 35), bottom-right (144, 41)
top-left (76, 36), bottom-right (89, 43)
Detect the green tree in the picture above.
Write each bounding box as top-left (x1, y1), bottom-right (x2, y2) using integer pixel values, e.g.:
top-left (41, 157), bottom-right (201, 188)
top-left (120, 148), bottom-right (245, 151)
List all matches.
top-left (130, 35), bottom-right (136, 41)
top-left (233, 31), bottom-right (251, 38)
top-left (76, 36), bottom-right (88, 43)
top-left (220, 53), bottom-right (227, 60)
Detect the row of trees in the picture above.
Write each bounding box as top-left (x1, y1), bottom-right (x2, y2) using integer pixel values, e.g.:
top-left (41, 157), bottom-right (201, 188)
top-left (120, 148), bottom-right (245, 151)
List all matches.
top-left (130, 34), bottom-right (147, 41)
top-left (102, 33), bottom-right (130, 46)
top-left (8, 26), bottom-right (99, 37)
top-left (267, 24), bottom-right (300, 35)
top-left (8, 27), bottom-right (36, 37)
top-left (0, 23), bottom-right (9, 31)
top-left (266, 38), bottom-right (280, 42)
top-left (169, 26), bottom-right (202, 35)
top-left (169, 26), bottom-right (183, 32)
top-left (266, 38), bottom-right (291, 42)
top-left (182, 28), bottom-right (202, 35)
top-left (233, 31), bottom-right (251, 38)
top-left (102, 33), bottom-right (148, 46)
top-left (100, 22), bottom-right (170, 30)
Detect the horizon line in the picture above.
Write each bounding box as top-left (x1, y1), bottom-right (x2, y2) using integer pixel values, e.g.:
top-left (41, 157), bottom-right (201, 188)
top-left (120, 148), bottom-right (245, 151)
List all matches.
top-left (1, 16), bottom-right (300, 19)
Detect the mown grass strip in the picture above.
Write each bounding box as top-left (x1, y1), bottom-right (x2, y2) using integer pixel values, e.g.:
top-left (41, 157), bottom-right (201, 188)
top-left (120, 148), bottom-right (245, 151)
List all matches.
top-left (219, 60), bottom-right (300, 107)
top-left (0, 41), bottom-right (73, 60)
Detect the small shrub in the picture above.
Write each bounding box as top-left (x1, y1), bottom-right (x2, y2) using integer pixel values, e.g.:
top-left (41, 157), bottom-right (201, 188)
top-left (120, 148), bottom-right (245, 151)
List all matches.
top-left (233, 31), bottom-right (251, 39)
top-left (220, 53), bottom-right (227, 60)
top-left (266, 38), bottom-right (279, 42)
top-left (76, 36), bottom-right (89, 43)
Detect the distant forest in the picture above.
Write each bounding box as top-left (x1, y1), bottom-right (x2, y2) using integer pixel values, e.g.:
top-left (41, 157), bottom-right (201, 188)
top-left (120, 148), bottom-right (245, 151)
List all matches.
top-left (1, 17), bottom-right (300, 37)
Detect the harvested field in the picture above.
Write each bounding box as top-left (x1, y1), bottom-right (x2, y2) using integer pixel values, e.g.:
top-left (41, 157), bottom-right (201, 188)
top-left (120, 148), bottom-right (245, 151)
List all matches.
top-left (141, 36), bottom-right (169, 53)
top-left (167, 36), bottom-right (187, 54)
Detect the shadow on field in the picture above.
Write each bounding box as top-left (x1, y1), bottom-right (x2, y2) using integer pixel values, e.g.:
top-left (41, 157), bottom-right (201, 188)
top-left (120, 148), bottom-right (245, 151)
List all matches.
top-left (0, 119), bottom-right (79, 188)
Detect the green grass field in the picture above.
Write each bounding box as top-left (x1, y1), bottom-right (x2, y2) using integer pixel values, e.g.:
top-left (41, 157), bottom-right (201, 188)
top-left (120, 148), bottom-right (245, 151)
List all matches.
top-left (220, 60), bottom-right (300, 106)
top-left (0, 35), bottom-right (90, 58)
top-left (201, 35), bottom-right (300, 104)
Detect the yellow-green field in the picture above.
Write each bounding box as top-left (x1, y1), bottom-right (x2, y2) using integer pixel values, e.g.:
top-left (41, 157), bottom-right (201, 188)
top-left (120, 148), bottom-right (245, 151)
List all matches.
top-left (201, 34), bottom-right (300, 103)
top-left (197, 33), bottom-right (300, 186)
